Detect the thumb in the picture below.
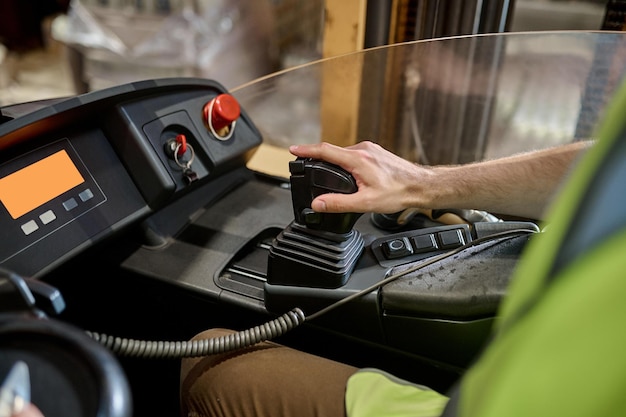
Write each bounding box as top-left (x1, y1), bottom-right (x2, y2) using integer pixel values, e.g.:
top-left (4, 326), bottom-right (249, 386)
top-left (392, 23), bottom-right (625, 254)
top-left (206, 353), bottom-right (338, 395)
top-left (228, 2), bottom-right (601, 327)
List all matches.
top-left (310, 197), bottom-right (328, 212)
top-left (312, 194), bottom-right (359, 213)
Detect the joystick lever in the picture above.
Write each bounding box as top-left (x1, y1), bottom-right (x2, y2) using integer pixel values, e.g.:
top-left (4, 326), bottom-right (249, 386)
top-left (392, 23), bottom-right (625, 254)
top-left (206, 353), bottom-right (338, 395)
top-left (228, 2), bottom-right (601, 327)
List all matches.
top-left (266, 158), bottom-right (365, 289)
top-left (289, 158), bottom-right (362, 234)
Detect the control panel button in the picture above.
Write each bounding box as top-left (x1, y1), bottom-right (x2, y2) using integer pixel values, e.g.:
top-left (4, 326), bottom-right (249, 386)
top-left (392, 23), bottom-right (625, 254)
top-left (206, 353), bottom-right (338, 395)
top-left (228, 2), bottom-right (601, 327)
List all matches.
top-left (203, 94), bottom-right (240, 139)
top-left (437, 228), bottom-right (466, 249)
top-left (21, 220), bottom-right (39, 235)
top-left (79, 188), bottom-right (94, 202)
top-left (63, 198), bottom-right (78, 211)
top-left (383, 237), bottom-right (414, 259)
top-left (39, 210), bottom-right (56, 225)
top-left (411, 234), bottom-right (438, 253)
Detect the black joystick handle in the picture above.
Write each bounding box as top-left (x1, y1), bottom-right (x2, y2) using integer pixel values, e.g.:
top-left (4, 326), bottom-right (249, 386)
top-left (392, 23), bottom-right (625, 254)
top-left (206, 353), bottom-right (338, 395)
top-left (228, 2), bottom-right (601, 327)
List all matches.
top-left (289, 158), bottom-right (363, 234)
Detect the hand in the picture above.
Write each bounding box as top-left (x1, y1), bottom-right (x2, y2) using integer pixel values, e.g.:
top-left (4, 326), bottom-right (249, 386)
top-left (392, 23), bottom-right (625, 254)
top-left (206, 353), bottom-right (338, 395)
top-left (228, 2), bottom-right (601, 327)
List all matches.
top-left (289, 141), bottom-right (433, 214)
top-left (13, 403), bottom-right (44, 417)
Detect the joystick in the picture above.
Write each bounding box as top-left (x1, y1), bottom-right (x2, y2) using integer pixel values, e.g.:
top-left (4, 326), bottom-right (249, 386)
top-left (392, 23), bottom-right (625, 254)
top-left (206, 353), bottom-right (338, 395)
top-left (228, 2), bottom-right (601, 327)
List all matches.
top-left (266, 158), bottom-right (365, 288)
top-left (289, 158), bottom-right (362, 234)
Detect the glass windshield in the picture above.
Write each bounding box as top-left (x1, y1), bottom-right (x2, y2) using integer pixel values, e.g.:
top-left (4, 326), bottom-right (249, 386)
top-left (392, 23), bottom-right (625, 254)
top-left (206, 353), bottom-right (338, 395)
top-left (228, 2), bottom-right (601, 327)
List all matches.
top-left (236, 31), bottom-right (626, 178)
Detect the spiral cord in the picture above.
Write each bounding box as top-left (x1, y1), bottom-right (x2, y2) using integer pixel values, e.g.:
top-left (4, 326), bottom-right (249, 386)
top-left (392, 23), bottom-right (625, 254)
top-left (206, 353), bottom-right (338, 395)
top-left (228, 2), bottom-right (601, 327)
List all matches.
top-left (86, 308), bottom-right (306, 359)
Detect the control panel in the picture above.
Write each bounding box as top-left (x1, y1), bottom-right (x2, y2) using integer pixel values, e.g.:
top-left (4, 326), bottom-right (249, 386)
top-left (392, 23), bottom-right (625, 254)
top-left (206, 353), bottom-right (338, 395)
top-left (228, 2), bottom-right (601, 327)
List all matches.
top-left (0, 78), bottom-right (262, 277)
top-left (0, 139), bottom-right (106, 261)
top-left (371, 224), bottom-right (472, 267)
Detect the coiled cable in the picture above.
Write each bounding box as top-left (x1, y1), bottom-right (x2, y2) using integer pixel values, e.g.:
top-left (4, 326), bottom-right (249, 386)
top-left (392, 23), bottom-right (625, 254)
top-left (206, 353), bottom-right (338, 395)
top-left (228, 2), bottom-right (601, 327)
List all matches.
top-left (86, 308), bottom-right (305, 358)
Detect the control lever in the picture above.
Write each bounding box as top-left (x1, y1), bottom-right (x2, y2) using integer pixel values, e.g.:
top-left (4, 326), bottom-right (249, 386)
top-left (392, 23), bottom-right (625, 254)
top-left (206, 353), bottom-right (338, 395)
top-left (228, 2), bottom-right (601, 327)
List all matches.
top-left (0, 269), bottom-right (66, 317)
top-left (289, 158), bottom-right (362, 234)
top-left (22, 278), bottom-right (66, 316)
top-left (266, 158), bottom-right (365, 289)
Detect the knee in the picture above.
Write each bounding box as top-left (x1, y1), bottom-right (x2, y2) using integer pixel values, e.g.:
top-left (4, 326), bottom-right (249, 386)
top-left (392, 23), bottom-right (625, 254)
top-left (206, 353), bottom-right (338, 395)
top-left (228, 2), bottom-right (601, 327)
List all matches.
top-left (180, 328), bottom-right (236, 391)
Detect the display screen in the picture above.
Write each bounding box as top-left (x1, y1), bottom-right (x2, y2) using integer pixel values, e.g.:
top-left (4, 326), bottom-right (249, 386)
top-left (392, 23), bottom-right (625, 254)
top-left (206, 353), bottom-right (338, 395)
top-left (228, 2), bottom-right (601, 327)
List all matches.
top-left (0, 150), bottom-right (85, 219)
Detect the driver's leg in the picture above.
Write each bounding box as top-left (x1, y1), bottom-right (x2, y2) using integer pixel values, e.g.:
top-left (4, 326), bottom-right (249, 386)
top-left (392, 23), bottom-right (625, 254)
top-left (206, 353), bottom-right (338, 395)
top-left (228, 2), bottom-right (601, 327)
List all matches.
top-left (180, 328), bottom-right (358, 417)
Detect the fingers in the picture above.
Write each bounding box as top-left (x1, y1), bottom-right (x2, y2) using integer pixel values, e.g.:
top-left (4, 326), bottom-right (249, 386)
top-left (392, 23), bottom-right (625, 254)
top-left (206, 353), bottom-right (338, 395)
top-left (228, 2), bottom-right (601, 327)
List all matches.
top-left (289, 141), bottom-right (371, 173)
top-left (289, 142), bottom-right (341, 159)
top-left (13, 403), bottom-right (45, 417)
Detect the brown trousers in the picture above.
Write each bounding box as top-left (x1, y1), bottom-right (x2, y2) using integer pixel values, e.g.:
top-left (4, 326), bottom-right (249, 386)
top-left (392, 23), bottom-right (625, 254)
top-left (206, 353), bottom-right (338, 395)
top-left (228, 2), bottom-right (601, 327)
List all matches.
top-left (180, 328), bottom-right (358, 417)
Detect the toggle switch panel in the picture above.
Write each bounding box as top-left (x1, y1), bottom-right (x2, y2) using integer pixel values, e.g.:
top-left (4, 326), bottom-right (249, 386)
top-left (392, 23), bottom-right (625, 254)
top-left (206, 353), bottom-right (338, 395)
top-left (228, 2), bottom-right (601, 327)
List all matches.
top-left (371, 224), bottom-right (472, 267)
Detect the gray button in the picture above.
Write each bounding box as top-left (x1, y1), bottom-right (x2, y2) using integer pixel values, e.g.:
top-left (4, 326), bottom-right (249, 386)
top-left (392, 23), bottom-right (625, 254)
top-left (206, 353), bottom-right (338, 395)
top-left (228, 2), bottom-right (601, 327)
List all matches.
top-left (21, 220), bottom-right (39, 235)
top-left (411, 234), bottom-right (438, 253)
top-left (79, 188), bottom-right (94, 202)
top-left (63, 198), bottom-right (78, 211)
top-left (39, 210), bottom-right (56, 225)
top-left (438, 229), bottom-right (465, 249)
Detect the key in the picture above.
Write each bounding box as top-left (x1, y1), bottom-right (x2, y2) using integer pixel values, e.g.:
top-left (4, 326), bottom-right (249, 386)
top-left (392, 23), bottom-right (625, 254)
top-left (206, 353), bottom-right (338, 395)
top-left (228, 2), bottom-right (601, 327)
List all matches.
top-left (183, 168), bottom-right (198, 184)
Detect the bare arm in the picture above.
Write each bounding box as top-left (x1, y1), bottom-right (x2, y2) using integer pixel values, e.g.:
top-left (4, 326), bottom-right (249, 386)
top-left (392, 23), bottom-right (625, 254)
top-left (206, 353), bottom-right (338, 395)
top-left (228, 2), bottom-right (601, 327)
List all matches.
top-left (289, 140), bottom-right (592, 220)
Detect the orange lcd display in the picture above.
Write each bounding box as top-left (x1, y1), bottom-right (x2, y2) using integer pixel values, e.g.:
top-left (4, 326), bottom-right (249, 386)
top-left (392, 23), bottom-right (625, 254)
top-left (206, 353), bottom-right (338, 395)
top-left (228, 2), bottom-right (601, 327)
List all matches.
top-left (0, 150), bottom-right (85, 219)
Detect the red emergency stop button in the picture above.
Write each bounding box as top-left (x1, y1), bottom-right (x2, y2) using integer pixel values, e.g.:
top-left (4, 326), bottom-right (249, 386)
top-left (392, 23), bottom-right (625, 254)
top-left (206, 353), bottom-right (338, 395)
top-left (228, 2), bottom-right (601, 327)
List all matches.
top-left (203, 93), bottom-right (240, 140)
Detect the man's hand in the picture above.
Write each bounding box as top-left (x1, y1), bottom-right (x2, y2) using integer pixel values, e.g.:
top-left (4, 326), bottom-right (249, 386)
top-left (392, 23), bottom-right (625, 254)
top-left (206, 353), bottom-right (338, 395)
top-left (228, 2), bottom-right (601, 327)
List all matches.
top-left (289, 141), bottom-right (434, 214)
top-left (13, 403), bottom-right (44, 417)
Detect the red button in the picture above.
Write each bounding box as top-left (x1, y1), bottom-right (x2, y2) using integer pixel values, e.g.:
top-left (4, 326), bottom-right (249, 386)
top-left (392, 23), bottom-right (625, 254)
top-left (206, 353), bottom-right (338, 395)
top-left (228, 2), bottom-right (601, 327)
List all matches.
top-left (203, 94), bottom-right (240, 133)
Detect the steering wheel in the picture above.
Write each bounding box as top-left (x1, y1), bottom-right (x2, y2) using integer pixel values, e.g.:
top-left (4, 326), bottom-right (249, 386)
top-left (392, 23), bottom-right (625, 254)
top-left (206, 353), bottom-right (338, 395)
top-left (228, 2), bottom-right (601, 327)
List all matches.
top-left (0, 270), bottom-right (132, 417)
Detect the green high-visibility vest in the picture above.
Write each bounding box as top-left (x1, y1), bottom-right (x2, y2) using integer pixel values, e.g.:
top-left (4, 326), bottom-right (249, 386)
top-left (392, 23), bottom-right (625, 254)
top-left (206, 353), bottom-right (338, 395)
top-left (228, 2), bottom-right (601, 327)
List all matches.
top-left (347, 76), bottom-right (626, 417)
top-left (455, 76), bottom-right (626, 417)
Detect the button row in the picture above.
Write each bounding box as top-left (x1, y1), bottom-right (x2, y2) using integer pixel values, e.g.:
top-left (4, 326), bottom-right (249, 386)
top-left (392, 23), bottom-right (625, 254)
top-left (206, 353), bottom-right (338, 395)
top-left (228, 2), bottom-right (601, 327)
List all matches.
top-left (19, 188), bottom-right (94, 236)
top-left (382, 228), bottom-right (467, 260)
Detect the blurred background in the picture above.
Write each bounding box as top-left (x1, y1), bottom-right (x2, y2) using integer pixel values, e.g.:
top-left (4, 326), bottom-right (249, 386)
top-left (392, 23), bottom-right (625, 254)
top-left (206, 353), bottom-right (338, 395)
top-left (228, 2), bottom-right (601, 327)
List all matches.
top-left (0, 0), bottom-right (616, 107)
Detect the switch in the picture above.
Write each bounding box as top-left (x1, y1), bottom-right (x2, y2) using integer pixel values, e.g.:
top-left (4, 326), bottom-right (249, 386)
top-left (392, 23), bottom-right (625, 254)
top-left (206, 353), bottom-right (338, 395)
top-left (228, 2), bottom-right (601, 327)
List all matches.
top-left (411, 234), bottom-right (438, 253)
top-left (383, 237), bottom-right (414, 259)
top-left (203, 93), bottom-right (240, 139)
top-left (437, 229), bottom-right (465, 249)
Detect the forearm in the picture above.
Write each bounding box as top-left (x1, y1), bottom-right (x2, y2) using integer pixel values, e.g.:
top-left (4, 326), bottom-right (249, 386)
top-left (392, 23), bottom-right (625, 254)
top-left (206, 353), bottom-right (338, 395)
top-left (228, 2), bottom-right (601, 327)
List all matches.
top-left (289, 140), bottom-right (592, 220)
top-left (415, 140), bottom-right (593, 219)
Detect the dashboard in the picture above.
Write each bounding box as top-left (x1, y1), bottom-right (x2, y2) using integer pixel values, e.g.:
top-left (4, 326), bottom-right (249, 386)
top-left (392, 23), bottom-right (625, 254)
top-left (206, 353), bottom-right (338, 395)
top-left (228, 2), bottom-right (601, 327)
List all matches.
top-left (0, 78), bottom-right (261, 277)
top-left (0, 78), bottom-right (537, 374)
